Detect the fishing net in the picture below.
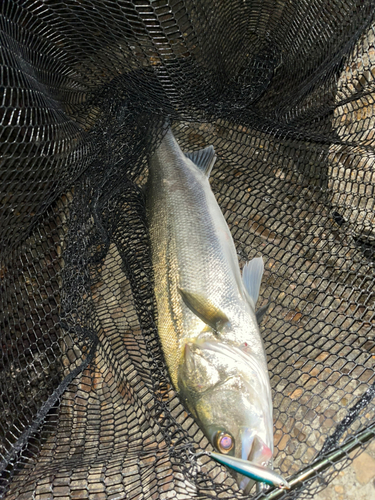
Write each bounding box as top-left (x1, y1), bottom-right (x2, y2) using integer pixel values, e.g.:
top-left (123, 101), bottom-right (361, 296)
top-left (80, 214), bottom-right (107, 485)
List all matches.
top-left (1, 0), bottom-right (375, 498)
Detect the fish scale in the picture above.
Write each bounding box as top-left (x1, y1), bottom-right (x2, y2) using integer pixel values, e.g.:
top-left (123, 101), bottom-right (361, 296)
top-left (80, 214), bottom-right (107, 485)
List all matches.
top-left (147, 131), bottom-right (242, 385)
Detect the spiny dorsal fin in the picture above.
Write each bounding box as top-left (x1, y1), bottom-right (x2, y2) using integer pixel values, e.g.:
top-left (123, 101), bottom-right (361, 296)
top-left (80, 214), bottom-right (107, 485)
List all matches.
top-left (242, 257), bottom-right (264, 310)
top-left (178, 288), bottom-right (228, 331)
top-left (184, 145), bottom-right (216, 177)
top-left (255, 302), bottom-right (270, 325)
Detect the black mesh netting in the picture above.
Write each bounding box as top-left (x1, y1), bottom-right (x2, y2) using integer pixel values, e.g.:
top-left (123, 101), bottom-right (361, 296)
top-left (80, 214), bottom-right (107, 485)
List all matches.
top-left (1, 1), bottom-right (375, 499)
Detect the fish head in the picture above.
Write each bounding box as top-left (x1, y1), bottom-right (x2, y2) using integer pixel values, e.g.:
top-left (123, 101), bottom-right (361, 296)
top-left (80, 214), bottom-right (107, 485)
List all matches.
top-left (178, 339), bottom-right (273, 492)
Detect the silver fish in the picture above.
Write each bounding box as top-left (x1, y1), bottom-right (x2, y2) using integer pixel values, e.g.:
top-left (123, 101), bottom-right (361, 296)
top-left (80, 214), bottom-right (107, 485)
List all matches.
top-left (147, 128), bottom-right (276, 491)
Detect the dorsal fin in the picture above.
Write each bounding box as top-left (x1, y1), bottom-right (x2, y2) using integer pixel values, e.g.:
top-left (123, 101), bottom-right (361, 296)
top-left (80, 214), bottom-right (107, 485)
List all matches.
top-left (255, 302), bottom-right (269, 325)
top-left (184, 145), bottom-right (216, 177)
top-left (242, 257), bottom-right (264, 310)
top-left (178, 288), bottom-right (228, 331)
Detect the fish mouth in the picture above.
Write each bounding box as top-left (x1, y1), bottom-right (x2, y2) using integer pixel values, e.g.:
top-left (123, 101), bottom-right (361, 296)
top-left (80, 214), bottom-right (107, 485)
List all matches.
top-left (244, 434), bottom-right (273, 465)
top-left (239, 433), bottom-right (273, 493)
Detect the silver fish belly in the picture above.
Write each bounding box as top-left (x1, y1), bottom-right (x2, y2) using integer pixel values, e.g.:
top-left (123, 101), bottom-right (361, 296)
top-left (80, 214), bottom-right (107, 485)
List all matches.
top-left (146, 128), bottom-right (275, 491)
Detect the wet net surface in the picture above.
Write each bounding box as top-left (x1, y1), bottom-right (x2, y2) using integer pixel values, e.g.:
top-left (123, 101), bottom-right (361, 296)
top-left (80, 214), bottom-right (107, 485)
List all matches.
top-left (1, 1), bottom-right (375, 499)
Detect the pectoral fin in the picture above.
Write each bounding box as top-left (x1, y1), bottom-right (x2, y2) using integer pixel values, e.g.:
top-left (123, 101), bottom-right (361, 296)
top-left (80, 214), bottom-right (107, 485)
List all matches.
top-left (178, 288), bottom-right (229, 331)
top-left (242, 257), bottom-right (264, 310)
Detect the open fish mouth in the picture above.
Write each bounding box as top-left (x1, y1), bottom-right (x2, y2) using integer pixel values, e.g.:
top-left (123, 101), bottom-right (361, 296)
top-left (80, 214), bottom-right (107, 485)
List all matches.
top-left (243, 433), bottom-right (273, 465)
top-left (239, 432), bottom-right (273, 493)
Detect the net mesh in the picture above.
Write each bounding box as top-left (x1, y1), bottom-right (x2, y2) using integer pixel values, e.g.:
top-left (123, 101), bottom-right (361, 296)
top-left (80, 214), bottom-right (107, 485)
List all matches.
top-left (1, 1), bottom-right (375, 498)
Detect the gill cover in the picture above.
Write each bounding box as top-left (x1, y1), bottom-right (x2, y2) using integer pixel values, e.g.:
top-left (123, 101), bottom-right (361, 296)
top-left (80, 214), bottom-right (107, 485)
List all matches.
top-left (181, 342), bottom-right (220, 393)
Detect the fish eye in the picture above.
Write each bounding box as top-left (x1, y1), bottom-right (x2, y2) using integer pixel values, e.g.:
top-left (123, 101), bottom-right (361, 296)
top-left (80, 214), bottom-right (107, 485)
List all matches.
top-left (214, 431), bottom-right (235, 454)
